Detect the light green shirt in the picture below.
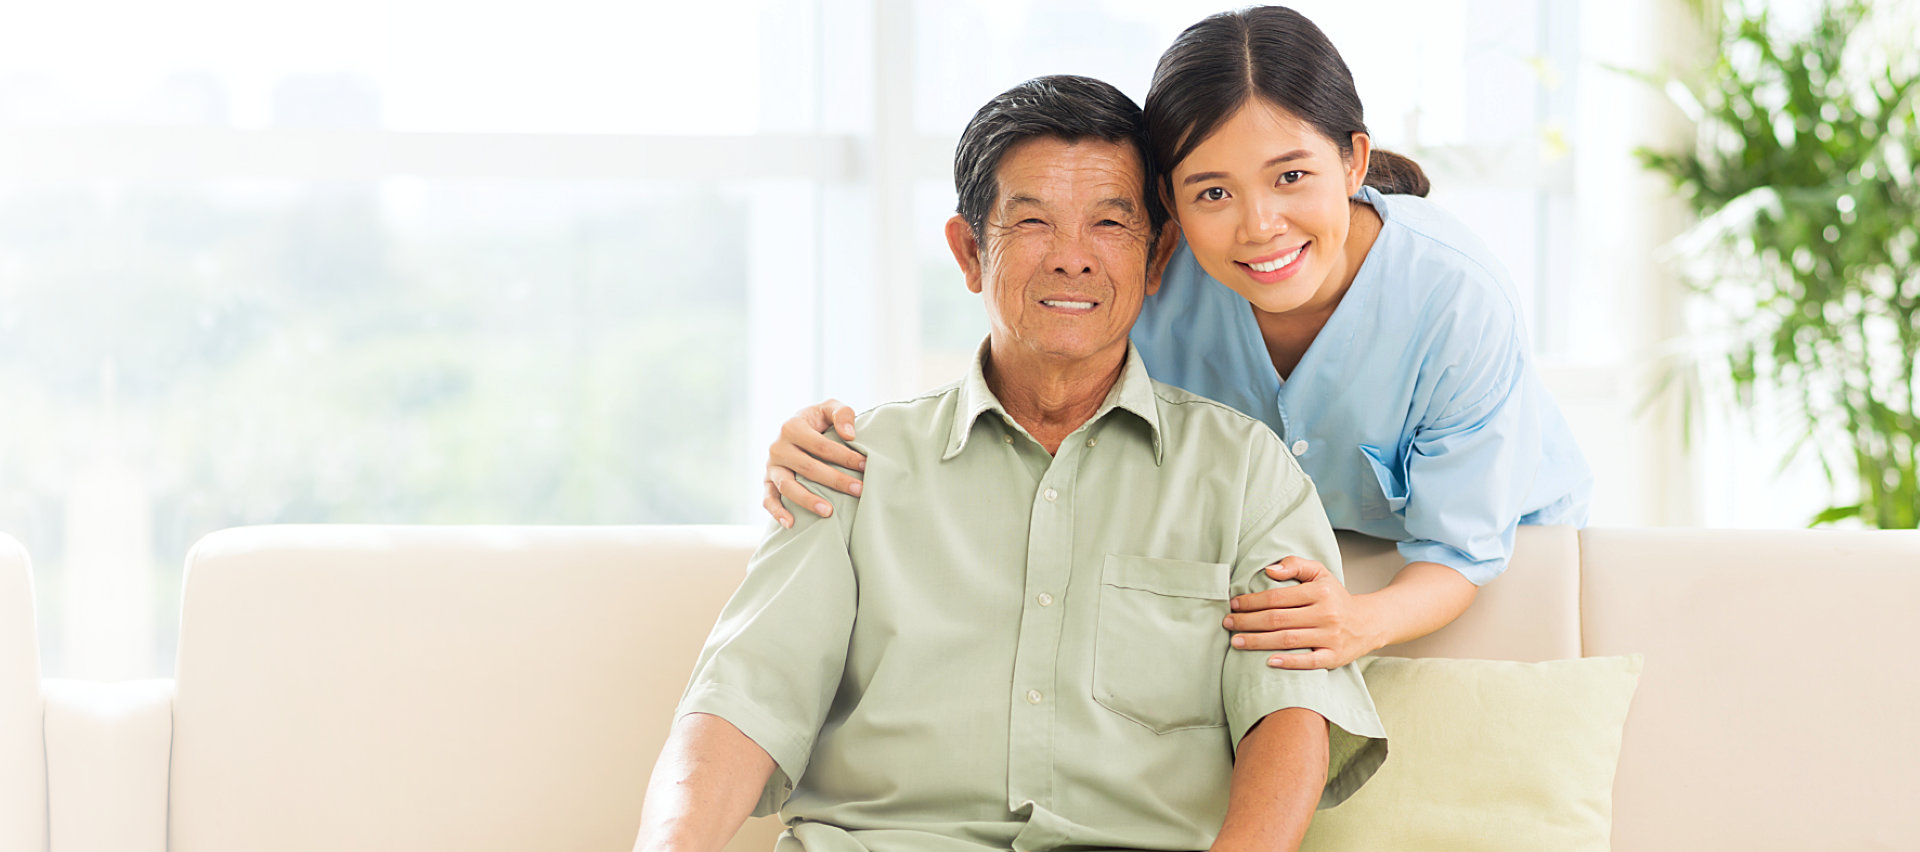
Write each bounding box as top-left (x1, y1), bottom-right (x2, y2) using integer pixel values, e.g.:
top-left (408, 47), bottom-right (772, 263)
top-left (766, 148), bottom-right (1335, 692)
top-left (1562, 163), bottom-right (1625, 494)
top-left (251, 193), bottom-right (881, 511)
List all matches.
top-left (680, 342), bottom-right (1387, 852)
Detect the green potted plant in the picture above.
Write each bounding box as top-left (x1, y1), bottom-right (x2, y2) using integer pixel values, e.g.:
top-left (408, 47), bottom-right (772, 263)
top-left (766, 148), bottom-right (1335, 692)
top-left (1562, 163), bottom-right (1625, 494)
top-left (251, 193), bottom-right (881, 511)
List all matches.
top-left (1641, 0), bottom-right (1920, 527)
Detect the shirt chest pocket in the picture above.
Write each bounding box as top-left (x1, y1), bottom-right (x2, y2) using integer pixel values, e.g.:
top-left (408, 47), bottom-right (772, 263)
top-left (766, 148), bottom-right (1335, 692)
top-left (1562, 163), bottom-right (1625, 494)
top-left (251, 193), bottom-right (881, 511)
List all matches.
top-left (1092, 554), bottom-right (1231, 733)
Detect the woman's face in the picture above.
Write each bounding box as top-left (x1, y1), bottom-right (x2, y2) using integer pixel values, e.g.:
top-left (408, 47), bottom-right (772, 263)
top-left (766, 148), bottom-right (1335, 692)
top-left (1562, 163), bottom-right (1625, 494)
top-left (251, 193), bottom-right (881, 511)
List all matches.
top-left (1165, 99), bottom-right (1371, 318)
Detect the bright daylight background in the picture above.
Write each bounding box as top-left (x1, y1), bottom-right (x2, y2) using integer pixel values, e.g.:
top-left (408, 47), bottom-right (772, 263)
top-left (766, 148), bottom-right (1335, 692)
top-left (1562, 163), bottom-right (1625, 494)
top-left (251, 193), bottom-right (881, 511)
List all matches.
top-left (0, 0), bottom-right (1885, 679)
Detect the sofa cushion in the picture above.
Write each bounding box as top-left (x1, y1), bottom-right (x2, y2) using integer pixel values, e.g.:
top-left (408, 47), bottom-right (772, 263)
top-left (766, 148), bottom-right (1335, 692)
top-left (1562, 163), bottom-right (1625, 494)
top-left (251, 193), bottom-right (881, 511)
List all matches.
top-left (169, 524), bottom-right (785, 852)
top-left (1338, 526), bottom-right (1581, 661)
top-left (1300, 654), bottom-right (1643, 852)
top-left (1581, 527), bottom-right (1920, 852)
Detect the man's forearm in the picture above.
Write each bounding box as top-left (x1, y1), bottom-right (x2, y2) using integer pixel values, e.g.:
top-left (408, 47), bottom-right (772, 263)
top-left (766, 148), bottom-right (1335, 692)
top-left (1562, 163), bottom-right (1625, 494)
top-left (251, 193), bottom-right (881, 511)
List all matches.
top-left (1211, 707), bottom-right (1329, 852)
top-left (632, 712), bottom-right (778, 852)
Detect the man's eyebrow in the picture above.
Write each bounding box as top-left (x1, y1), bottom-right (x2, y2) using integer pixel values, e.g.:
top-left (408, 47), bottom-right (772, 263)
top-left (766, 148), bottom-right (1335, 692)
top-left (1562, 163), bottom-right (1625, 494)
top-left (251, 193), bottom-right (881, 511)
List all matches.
top-left (1180, 149), bottom-right (1314, 186)
top-left (1097, 197), bottom-right (1139, 215)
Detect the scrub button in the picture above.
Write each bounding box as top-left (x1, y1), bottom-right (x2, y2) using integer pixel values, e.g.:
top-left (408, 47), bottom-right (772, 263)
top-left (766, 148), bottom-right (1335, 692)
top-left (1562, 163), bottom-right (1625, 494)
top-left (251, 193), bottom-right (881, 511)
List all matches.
top-left (1291, 440), bottom-right (1309, 456)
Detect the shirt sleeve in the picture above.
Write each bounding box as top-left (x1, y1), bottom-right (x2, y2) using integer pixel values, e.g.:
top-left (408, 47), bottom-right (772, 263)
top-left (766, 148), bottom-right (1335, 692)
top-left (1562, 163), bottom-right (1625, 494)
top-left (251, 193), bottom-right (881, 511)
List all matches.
top-left (1222, 431), bottom-right (1388, 809)
top-left (1395, 286), bottom-right (1543, 586)
top-left (675, 480), bottom-right (858, 817)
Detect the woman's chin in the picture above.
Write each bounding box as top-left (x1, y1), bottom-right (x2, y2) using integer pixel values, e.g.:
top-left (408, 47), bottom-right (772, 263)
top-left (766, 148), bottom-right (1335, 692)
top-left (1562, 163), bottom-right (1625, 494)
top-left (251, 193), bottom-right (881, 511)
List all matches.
top-left (1235, 278), bottom-right (1320, 317)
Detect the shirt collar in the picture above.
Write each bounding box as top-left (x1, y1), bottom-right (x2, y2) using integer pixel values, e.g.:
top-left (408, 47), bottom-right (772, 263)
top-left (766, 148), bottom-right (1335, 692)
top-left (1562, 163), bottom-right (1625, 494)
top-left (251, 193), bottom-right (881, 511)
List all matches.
top-left (943, 337), bottom-right (1165, 464)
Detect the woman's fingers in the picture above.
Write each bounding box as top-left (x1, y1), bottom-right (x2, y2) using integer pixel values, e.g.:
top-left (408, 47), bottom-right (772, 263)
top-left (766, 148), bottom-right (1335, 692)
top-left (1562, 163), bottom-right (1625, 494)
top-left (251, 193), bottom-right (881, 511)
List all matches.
top-left (770, 446), bottom-right (864, 500)
top-left (1229, 582), bottom-right (1318, 614)
top-left (1222, 607), bottom-right (1318, 634)
top-left (1266, 648), bottom-right (1340, 670)
top-left (772, 470), bottom-right (835, 518)
top-left (826, 401), bottom-right (857, 440)
top-left (763, 480), bottom-right (799, 529)
top-left (1263, 555), bottom-right (1330, 583)
top-left (776, 416), bottom-right (868, 474)
top-left (798, 399), bottom-right (859, 442)
top-left (1231, 627), bottom-right (1325, 652)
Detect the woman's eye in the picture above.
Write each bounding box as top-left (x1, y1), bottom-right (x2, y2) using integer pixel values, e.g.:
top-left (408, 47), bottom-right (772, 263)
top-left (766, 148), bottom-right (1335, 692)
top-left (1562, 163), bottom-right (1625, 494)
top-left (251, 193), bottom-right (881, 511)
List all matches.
top-left (1278, 170), bottom-right (1307, 185)
top-left (1197, 187), bottom-right (1228, 203)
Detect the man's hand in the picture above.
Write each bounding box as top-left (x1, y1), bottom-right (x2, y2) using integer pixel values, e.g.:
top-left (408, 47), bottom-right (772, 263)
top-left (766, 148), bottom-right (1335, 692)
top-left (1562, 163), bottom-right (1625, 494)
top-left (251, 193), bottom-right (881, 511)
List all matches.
top-left (1222, 556), bottom-right (1379, 670)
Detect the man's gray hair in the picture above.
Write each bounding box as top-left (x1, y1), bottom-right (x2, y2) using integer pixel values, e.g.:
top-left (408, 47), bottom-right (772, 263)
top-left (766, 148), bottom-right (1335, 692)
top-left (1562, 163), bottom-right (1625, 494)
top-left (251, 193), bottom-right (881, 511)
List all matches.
top-left (953, 75), bottom-right (1168, 246)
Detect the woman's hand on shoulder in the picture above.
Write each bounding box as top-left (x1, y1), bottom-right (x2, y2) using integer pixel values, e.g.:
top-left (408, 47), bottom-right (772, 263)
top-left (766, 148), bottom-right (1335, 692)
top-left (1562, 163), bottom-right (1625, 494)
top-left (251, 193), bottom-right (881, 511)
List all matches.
top-left (763, 399), bottom-right (868, 528)
top-left (1222, 556), bottom-right (1380, 670)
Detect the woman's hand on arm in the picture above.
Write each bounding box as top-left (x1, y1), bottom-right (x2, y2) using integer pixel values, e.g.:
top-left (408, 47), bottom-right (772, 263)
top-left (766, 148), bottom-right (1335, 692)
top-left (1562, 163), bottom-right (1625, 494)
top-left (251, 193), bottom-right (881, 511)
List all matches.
top-left (1223, 557), bottom-right (1477, 669)
top-left (762, 399), bottom-right (869, 528)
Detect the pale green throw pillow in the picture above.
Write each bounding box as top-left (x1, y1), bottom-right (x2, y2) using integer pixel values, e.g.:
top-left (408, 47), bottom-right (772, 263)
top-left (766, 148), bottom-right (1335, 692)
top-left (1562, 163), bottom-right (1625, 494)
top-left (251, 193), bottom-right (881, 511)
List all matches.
top-left (1301, 655), bottom-right (1644, 852)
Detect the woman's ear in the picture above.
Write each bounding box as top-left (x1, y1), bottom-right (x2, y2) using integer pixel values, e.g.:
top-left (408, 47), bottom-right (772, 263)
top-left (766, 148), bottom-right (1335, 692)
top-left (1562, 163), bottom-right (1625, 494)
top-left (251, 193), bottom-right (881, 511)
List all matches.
top-left (945, 215), bottom-right (986, 294)
top-left (1347, 132), bottom-right (1373, 195)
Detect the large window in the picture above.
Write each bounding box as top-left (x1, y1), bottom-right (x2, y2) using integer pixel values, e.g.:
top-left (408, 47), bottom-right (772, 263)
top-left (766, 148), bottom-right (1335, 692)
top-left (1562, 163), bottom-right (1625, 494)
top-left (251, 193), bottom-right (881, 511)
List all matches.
top-left (5, 1), bottom-right (1648, 679)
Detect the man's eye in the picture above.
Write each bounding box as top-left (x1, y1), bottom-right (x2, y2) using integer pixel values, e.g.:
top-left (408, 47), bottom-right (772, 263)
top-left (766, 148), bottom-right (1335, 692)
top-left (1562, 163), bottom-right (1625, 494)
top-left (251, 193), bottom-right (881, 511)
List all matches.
top-left (1097, 219), bottom-right (1124, 227)
top-left (1020, 218), bottom-right (1046, 226)
top-left (1278, 171), bottom-right (1307, 185)
top-left (1196, 187), bottom-right (1228, 203)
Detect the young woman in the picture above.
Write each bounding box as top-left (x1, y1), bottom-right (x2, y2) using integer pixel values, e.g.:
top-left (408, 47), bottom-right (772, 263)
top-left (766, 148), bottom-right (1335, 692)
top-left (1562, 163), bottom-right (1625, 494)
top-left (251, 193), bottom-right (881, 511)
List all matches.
top-left (762, 6), bottom-right (1591, 670)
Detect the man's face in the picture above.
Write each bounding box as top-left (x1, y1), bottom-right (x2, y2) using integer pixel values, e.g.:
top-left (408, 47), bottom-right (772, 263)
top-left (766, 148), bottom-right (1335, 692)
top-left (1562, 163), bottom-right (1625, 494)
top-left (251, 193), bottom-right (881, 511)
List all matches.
top-left (946, 137), bottom-right (1173, 371)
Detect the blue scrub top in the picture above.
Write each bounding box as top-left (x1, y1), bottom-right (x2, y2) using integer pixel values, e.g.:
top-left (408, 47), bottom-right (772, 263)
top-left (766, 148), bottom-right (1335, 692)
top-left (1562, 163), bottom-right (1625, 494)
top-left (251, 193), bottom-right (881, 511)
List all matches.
top-left (1132, 185), bottom-right (1591, 584)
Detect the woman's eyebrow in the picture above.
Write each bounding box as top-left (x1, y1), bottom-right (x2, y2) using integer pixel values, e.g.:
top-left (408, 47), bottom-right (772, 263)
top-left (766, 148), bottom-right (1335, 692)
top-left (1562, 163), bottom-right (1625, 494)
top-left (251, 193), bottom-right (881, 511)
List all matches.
top-left (1180, 149), bottom-right (1314, 186)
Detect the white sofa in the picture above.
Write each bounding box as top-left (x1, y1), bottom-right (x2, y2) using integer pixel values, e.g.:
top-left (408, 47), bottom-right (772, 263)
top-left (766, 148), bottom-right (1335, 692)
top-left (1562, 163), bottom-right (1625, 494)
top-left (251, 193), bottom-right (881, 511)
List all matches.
top-left (2, 534), bottom-right (47, 852)
top-left (15, 523), bottom-right (1920, 852)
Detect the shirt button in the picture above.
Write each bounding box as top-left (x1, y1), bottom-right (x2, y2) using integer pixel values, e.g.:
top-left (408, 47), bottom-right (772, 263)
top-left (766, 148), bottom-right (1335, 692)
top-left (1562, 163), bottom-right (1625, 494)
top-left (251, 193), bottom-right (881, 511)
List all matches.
top-left (1043, 488), bottom-right (1058, 502)
top-left (1026, 689), bottom-right (1043, 704)
top-left (1085, 437), bottom-right (1097, 448)
top-left (1002, 434), bottom-right (1013, 444)
top-left (1291, 440), bottom-right (1309, 456)
top-left (1036, 592), bottom-right (1054, 607)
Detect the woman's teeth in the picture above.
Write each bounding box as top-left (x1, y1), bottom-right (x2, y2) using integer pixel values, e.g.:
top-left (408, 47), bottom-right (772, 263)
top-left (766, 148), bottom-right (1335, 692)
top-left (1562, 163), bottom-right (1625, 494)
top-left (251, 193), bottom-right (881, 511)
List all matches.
top-left (1249, 245), bottom-right (1305, 273)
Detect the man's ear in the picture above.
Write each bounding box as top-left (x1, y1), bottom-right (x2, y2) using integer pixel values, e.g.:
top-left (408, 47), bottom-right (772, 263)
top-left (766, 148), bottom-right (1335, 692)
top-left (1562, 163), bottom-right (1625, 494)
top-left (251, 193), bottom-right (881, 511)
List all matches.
top-left (1145, 220), bottom-right (1180, 296)
top-left (1346, 131), bottom-right (1373, 195)
top-left (946, 215), bottom-right (986, 294)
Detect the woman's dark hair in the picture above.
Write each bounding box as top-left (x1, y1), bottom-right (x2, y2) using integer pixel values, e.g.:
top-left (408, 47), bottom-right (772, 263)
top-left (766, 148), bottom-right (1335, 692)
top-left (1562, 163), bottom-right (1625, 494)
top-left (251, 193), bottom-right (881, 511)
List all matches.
top-left (1144, 6), bottom-right (1430, 197)
top-left (954, 74), bottom-right (1169, 245)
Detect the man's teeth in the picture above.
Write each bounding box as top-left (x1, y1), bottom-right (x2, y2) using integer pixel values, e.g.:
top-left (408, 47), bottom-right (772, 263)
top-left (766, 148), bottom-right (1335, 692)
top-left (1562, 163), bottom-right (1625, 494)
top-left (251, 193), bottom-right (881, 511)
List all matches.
top-left (1249, 245), bottom-right (1306, 273)
top-left (1041, 300), bottom-right (1095, 309)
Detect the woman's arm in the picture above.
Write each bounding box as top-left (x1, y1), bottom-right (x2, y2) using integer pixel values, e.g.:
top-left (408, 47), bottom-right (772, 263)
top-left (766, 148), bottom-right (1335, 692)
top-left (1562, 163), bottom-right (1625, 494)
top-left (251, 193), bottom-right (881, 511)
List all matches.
top-left (763, 399), bottom-right (869, 528)
top-left (1223, 556), bottom-right (1476, 669)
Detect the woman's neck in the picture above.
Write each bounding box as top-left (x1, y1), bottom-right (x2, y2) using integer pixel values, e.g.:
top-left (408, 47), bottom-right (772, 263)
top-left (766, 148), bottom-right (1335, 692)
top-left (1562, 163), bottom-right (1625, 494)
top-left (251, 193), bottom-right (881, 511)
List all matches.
top-left (1252, 198), bottom-right (1383, 381)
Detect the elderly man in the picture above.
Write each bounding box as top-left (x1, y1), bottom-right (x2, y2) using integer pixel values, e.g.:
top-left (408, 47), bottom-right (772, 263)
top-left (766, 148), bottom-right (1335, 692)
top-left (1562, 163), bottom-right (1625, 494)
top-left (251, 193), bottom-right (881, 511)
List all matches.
top-left (634, 75), bottom-right (1385, 852)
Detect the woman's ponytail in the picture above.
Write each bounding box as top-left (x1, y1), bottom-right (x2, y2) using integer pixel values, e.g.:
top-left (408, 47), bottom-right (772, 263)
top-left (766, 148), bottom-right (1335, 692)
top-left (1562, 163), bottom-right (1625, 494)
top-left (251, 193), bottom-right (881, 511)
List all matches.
top-left (1365, 149), bottom-right (1431, 197)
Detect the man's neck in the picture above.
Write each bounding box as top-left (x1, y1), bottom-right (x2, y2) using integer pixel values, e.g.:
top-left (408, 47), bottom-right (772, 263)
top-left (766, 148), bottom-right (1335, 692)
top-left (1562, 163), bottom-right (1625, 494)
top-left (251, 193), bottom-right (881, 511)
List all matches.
top-left (984, 340), bottom-right (1126, 455)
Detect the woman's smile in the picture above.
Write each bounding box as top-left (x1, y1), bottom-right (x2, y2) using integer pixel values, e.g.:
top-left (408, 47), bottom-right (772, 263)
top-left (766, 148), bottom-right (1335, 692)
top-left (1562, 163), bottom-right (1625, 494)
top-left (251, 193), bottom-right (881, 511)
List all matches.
top-left (1237, 242), bottom-right (1311, 284)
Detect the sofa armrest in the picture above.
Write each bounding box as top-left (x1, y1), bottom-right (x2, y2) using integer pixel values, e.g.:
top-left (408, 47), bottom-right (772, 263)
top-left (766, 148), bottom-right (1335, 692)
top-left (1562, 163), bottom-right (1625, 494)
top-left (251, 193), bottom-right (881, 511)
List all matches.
top-left (43, 678), bottom-right (173, 852)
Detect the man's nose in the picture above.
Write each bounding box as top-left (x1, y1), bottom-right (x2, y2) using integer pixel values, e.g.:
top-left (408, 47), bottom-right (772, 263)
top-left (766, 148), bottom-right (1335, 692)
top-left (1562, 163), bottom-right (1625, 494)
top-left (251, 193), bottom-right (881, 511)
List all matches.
top-left (1048, 231), bottom-right (1098, 276)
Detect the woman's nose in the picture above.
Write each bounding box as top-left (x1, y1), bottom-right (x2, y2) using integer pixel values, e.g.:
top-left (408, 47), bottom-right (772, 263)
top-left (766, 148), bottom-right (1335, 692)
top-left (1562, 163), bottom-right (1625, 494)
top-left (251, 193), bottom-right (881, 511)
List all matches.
top-left (1238, 198), bottom-right (1287, 244)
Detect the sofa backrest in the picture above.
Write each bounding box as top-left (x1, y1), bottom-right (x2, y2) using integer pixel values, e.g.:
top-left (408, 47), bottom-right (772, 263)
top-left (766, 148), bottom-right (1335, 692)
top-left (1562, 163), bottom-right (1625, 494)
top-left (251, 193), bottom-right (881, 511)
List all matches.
top-left (169, 524), bottom-right (783, 852)
top-left (1581, 527), bottom-right (1920, 852)
top-left (1339, 526), bottom-right (1582, 661)
top-left (0, 533), bottom-right (46, 852)
top-left (165, 522), bottom-right (1587, 852)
